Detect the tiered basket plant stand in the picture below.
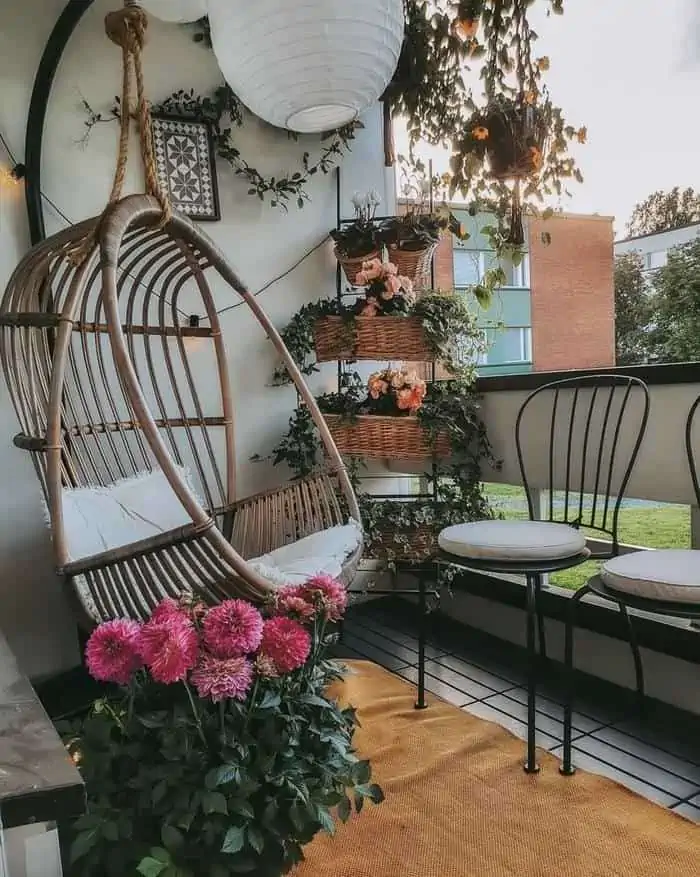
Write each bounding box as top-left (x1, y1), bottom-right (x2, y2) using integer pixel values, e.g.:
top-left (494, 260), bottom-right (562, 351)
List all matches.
top-left (326, 169), bottom-right (449, 709)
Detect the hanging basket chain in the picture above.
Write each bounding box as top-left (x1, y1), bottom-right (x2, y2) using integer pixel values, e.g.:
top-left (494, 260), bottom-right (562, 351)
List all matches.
top-left (70, 0), bottom-right (171, 265)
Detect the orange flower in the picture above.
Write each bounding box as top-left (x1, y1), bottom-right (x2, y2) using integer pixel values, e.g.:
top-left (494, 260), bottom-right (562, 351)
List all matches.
top-left (454, 17), bottom-right (478, 39)
top-left (396, 385), bottom-right (426, 413)
top-left (536, 56), bottom-right (550, 71)
top-left (360, 300), bottom-right (378, 316)
top-left (576, 126), bottom-right (588, 144)
top-left (524, 90), bottom-right (537, 105)
top-left (529, 146), bottom-right (543, 171)
top-left (472, 126), bottom-right (489, 141)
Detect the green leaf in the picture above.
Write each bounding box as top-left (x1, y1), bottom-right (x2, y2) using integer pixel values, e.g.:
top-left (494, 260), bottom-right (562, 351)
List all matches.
top-left (221, 826), bottom-right (246, 854)
top-left (137, 858), bottom-right (169, 877)
top-left (355, 760), bottom-right (371, 784)
top-left (161, 825), bottom-right (184, 851)
top-left (337, 796), bottom-right (351, 823)
top-left (102, 820), bottom-right (119, 842)
top-left (247, 824), bottom-right (265, 854)
top-left (70, 829), bottom-right (99, 863)
top-left (214, 764), bottom-right (240, 787)
top-left (203, 791), bottom-right (228, 815)
top-left (368, 783), bottom-right (385, 804)
top-left (258, 691), bottom-right (281, 710)
top-left (316, 807), bottom-right (336, 836)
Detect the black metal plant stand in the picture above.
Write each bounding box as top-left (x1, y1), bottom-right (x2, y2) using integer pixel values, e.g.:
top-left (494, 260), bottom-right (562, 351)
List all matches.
top-left (333, 166), bottom-right (443, 710)
top-left (560, 575), bottom-right (700, 776)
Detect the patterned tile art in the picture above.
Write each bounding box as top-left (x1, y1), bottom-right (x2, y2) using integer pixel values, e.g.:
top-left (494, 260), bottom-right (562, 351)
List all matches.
top-left (151, 115), bottom-right (220, 221)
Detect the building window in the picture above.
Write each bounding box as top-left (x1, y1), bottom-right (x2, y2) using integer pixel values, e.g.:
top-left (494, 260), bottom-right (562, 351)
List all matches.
top-left (482, 327), bottom-right (533, 365)
top-left (454, 251), bottom-right (484, 287)
top-left (644, 250), bottom-right (667, 270)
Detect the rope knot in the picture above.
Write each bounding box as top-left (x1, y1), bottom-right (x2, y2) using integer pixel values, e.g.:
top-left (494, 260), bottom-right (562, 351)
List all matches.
top-left (104, 6), bottom-right (147, 53)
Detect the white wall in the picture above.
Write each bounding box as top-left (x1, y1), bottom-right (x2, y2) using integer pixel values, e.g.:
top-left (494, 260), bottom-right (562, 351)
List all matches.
top-left (0, 0), bottom-right (392, 679)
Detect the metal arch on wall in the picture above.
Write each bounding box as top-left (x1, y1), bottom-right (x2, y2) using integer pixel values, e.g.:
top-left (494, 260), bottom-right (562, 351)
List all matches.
top-left (25, 0), bottom-right (95, 245)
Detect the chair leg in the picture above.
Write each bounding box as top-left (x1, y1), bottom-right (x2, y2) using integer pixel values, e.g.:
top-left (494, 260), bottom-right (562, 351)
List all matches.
top-left (532, 573), bottom-right (547, 660)
top-left (524, 576), bottom-right (540, 774)
top-left (618, 601), bottom-right (645, 709)
top-left (415, 572), bottom-right (428, 711)
top-left (560, 585), bottom-right (590, 776)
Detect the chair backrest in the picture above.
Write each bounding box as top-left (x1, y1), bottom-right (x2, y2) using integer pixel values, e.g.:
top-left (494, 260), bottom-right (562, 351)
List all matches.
top-left (685, 395), bottom-right (700, 508)
top-left (515, 374), bottom-right (650, 552)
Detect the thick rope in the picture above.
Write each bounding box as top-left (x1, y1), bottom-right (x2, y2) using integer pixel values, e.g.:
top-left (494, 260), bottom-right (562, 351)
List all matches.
top-left (69, 2), bottom-right (171, 265)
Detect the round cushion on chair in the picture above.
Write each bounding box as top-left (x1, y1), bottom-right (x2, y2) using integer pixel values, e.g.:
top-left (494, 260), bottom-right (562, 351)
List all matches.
top-left (601, 549), bottom-right (700, 604)
top-left (438, 520), bottom-right (587, 563)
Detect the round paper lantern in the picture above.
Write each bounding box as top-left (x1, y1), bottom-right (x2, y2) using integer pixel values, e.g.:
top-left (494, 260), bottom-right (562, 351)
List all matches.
top-left (139, 0), bottom-right (207, 24)
top-left (207, 0), bottom-right (405, 133)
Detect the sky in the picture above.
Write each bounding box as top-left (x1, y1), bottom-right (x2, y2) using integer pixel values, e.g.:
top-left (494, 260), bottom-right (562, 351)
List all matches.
top-left (397, 0), bottom-right (700, 238)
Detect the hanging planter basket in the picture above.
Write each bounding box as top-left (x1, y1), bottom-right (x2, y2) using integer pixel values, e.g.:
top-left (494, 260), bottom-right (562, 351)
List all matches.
top-left (313, 315), bottom-right (431, 362)
top-left (386, 243), bottom-right (437, 289)
top-left (335, 247), bottom-right (382, 286)
top-left (485, 103), bottom-right (548, 180)
top-left (323, 414), bottom-right (450, 459)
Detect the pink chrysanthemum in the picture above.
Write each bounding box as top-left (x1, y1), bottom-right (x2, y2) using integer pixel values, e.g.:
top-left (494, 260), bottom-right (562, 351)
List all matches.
top-left (300, 574), bottom-right (348, 622)
top-left (202, 599), bottom-right (264, 659)
top-left (137, 614), bottom-right (199, 684)
top-left (150, 599), bottom-right (186, 623)
top-left (85, 619), bottom-right (142, 685)
top-left (190, 653), bottom-right (254, 703)
top-left (259, 617), bottom-right (311, 674)
top-left (275, 585), bottom-right (316, 622)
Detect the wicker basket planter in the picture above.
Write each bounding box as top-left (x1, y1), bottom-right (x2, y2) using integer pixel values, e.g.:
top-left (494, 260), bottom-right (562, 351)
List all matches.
top-left (323, 413), bottom-right (450, 459)
top-left (313, 315), bottom-right (431, 362)
top-left (335, 248), bottom-right (381, 286)
top-left (485, 104), bottom-right (548, 180)
top-left (371, 520), bottom-right (439, 561)
top-left (386, 243), bottom-right (437, 289)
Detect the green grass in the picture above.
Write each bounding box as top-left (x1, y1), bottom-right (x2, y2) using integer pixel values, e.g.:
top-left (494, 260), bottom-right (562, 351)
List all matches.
top-left (482, 482), bottom-right (690, 591)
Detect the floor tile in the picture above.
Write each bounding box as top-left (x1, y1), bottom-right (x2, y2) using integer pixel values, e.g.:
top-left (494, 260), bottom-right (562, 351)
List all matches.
top-left (430, 653), bottom-right (519, 694)
top-left (341, 628), bottom-right (424, 667)
top-left (345, 617), bottom-right (447, 660)
top-left (591, 726), bottom-right (700, 786)
top-left (503, 688), bottom-right (604, 735)
top-left (414, 659), bottom-right (501, 701)
top-left (339, 634), bottom-right (410, 672)
top-left (398, 666), bottom-right (475, 708)
top-left (481, 692), bottom-right (586, 743)
top-left (688, 791), bottom-right (700, 807)
top-left (566, 735), bottom-right (698, 799)
top-left (463, 701), bottom-right (560, 752)
top-left (613, 717), bottom-right (700, 767)
top-left (672, 802), bottom-right (700, 823)
top-left (549, 746), bottom-right (678, 808)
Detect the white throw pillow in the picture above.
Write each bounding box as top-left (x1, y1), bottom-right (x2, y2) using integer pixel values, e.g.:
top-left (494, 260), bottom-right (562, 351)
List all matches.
top-left (59, 468), bottom-right (198, 561)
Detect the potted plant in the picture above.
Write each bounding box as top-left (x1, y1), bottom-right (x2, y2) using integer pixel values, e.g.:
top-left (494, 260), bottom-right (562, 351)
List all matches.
top-left (329, 191), bottom-right (382, 285)
top-left (60, 587), bottom-right (383, 877)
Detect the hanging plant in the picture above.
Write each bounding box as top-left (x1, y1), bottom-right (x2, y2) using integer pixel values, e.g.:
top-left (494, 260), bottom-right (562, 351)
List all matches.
top-left (448, 0), bottom-right (585, 244)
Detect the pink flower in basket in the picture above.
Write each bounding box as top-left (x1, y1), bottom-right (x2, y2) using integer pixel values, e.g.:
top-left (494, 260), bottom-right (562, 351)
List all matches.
top-left (85, 619), bottom-right (143, 685)
top-left (397, 383), bottom-right (426, 413)
top-left (355, 270), bottom-right (368, 286)
top-left (382, 274), bottom-right (402, 299)
top-left (362, 258), bottom-right (384, 281)
top-left (384, 261), bottom-right (398, 276)
top-left (359, 299), bottom-right (379, 316)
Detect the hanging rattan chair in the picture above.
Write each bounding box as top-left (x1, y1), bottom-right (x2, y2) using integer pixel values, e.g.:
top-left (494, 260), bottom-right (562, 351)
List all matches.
top-left (0, 195), bottom-right (363, 628)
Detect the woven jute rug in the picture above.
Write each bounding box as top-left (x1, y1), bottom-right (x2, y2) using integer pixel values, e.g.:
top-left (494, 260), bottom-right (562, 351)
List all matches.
top-left (297, 660), bottom-right (698, 877)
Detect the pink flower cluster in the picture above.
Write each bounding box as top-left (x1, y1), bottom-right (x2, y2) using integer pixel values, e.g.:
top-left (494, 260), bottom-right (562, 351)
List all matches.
top-left (354, 259), bottom-right (414, 314)
top-left (84, 574), bottom-right (348, 703)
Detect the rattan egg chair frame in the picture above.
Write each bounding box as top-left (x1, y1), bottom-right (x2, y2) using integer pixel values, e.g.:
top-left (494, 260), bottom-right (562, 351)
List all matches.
top-left (0, 194), bottom-right (362, 629)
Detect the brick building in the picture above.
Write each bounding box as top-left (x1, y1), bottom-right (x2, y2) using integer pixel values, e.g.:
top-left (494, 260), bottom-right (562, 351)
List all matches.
top-left (431, 210), bottom-right (615, 374)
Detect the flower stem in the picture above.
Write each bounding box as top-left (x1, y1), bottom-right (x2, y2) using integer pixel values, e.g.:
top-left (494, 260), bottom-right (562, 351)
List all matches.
top-left (183, 680), bottom-right (207, 746)
top-left (243, 678), bottom-right (259, 736)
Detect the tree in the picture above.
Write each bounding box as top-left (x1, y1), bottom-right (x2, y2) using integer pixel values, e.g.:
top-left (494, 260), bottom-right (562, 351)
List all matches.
top-left (649, 238), bottom-right (700, 363)
top-left (614, 252), bottom-right (655, 365)
top-left (626, 187), bottom-right (700, 237)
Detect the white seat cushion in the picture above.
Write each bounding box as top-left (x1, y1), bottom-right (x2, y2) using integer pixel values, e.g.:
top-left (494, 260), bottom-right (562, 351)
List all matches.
top-left (59, 468), bottom-right (198, 561)
top-left (438, 520), bottom-right (587, 563)
top-left (601, 549), bottom-right (700, 604)
top-left (248, 520), bottom-right (363, 587)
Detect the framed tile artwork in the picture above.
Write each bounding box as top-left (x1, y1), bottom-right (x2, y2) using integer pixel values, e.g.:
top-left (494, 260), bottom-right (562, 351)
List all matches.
top-left (151, 114), bottom-right (221, 222)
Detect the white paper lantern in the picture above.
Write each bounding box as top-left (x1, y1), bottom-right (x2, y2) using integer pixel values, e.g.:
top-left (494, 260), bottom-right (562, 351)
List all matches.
top-left (207, 0), bottom-right (405, 133)
top-left (139, 0), bottom-right (207, 24)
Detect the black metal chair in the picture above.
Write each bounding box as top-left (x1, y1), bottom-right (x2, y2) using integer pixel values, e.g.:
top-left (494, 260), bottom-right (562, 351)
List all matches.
top-left (561, 394), bottom-right (700, 775)
top-left (437, 374), bottom-right (650, 774)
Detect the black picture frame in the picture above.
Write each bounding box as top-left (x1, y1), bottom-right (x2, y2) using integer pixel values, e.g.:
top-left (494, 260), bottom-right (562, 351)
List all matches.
top-left (151, 113), bottom-right (221, 222)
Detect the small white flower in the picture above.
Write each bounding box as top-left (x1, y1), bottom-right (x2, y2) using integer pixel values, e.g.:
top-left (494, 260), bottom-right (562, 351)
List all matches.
top-left (351, 191), bottom-right (364, 210)
top-left (368, 189), bottom-right (382, 206)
